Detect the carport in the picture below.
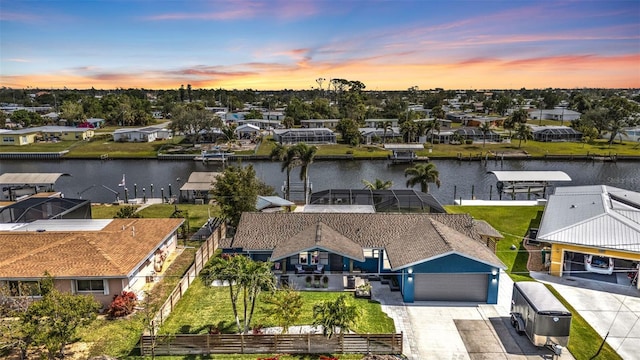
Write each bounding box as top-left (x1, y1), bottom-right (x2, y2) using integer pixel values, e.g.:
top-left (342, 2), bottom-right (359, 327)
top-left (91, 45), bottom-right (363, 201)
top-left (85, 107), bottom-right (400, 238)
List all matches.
top-left (536, 185), bottom-right (640, 290)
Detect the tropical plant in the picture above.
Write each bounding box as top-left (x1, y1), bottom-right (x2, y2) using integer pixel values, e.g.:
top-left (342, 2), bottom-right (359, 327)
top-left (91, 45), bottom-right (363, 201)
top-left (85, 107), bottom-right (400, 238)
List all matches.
top-left (114, 205), bottom-right (142, 218)
top-left (312, 294), bottom-right (359, 338)
top-left (270, 144), bottom-right (298, 201)
top-left (607, 119), bottom-right (628, 146)
top-left (377, 120), bottom-right (393, 144)
top-left (400, 120), bottom-right (417, 143)
top-left (404, 163), bottom-right (441, 193)
top-left (260, 287), bottom-right (304, 334)
top-left (480, 122), bottom-right (492, 147)
top-left (200, 254), bottom-right (275, 334)
top-left (514, 123), bottom-right (533, 148)
top-left (361, 178), bottom-right (393, 190)
top-left (20, 274), bottom-right (100, 359)
top-left (293, 142), bottom-right (317, 203)
top-left (211, 165), bottom-right (260, 228)
top-left (425, 120), bottom-right (441, 145)
top-left (509, 108), bottom-right (529, 125)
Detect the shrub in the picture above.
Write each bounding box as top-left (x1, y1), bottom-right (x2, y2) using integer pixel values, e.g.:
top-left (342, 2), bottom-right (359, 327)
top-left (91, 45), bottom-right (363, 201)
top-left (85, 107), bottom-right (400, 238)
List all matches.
top-left (465, 139), bottom-right (473, 144)
top-left (106, 291), bottom-right (137, 318)
top-left (432, 140), bottom-right (440, 145)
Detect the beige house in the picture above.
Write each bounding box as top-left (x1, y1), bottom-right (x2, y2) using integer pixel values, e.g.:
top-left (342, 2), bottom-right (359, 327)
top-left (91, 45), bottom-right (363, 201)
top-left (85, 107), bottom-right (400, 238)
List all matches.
top-left (0, 218), bottom-right (183, 307)
top-left (0, 126), bottom-right (95, 146)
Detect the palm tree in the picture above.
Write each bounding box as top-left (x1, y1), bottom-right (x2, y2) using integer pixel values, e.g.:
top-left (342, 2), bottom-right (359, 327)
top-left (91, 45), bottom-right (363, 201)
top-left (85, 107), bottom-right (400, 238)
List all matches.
top-left (378, 120), bottom-right (393, 144)
top-left (404, 163), bottom-right (441, 193)
top-left (270, 144), bottom-right (298, 200)
top-left (400, 121), bottom-right (417, 143)
top-left (426, 120), bottom-right (440, 145)
top-left (312, 294), bottom-right (359, 338)
top-left (607, 119), bottom-right (628, 146)
top-left (362, 178), bottom-right (393, 190)
top-left (294, 142), bottom-right (317, 204)
top-left (479, 122), bottom-right (492, 147)
top-left (514, 123), bottom-right (533, 148)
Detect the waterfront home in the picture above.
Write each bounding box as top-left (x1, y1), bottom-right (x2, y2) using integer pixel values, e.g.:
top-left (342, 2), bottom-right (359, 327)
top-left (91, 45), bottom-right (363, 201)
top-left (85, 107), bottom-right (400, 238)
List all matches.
top-left (537, 185), bottom-right (640, 289)
top-left (224, 212), bottom-right (505, 303)
top-left (113, 125), bottom-right (172, 142)
top-left (0, 218), bottom-right (183, 307)
top-left (531, 125), bottom-right (583, 142)
top-left (451, 127), bottom-right (501, 143)
top-left (359, 127), bottom-right (401, 144)
top-left (0, 196), bottom-right (91, 222)
top-left (309, 189), bottom-right (446, 213)
top-left (236, 118), bottom-right (282, 130)
top-left (235, 124), bottom-right (260, 139)
top-left (273, 128), bottom-right (337, 145)
top-left (0, 126), bottom-right (95, 145)
top-left (364, 119), bottom-right (399, 128)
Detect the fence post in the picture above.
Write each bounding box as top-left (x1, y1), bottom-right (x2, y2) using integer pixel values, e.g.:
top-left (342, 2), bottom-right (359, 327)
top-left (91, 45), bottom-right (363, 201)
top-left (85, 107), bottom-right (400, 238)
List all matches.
top-left (241, 333), bottom-right (244, 353)
top-left (367, 333), bottom-right (370, 353)
top-left (308, 332), bottom-right (311, 352)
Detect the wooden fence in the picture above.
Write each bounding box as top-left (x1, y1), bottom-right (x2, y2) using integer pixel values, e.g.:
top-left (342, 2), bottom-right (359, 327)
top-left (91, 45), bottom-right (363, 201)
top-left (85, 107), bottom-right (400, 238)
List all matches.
top-left (140, 333), bottom-right (402, 355)
top-left (150, 222), bottom-right (225, 329)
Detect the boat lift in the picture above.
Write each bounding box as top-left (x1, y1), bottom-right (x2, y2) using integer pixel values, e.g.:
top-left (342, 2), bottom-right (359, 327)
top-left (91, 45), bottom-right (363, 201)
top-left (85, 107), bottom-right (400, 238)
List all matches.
top-left (489, 171), bottom-right (572, 200)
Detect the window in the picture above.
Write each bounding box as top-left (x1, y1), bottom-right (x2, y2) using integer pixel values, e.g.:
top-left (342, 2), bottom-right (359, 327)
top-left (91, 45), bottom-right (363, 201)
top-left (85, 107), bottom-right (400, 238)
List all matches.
top-left (382, 251), bottom-right (391, 270)
top-left (76, 279), bottom-right (106, 293)
top-left (2, 137), bottom-right (15, 143)
top-left (364, 249), bottom-right (380, 258)
top-left (7, 281), bottom-right (41, 297)
top-left (298, 253), bottom-right (308, 265)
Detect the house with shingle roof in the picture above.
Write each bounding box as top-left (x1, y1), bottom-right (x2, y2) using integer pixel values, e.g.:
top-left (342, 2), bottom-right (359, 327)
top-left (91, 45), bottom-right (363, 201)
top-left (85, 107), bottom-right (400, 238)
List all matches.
top-left (224, 212), bottom-right (506, 303)
top-left (0, 218), bottom-right (183, 307)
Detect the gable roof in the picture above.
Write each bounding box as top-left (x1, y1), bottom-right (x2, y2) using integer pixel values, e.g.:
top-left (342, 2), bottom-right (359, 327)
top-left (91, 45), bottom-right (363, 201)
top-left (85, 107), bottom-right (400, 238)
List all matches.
top-left (538, 185), bottom-right (640, 252)
top-left (271, 222), bottom-right (365, 262)
top-left (0, 218), bottom-right (183, 279)
top-left (230, 213), bottom-right (505, 270)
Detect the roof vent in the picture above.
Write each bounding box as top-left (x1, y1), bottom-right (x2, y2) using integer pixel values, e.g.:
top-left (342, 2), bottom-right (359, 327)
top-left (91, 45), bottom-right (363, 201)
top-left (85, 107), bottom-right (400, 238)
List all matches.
top-left (36, 229), bottom-right (46, 233)
top-left (570, 204), bottom-right (576, 208)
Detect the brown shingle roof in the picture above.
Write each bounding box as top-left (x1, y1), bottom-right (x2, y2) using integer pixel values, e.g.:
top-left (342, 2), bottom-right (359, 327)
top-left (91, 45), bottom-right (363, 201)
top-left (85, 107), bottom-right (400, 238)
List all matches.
top-left (231, 213), bottom-right (505, 270)
top-left (271, 222), bottom-right (365, 262)
top-left (474, 220), bottom-right (504, 239)
top-left (0, 218), bottom-right (183, 279)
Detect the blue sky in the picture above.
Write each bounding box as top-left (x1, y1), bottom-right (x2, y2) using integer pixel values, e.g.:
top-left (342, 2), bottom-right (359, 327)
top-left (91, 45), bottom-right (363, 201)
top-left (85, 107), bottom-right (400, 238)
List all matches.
top-left (1, 0), bottom-right (639, 90)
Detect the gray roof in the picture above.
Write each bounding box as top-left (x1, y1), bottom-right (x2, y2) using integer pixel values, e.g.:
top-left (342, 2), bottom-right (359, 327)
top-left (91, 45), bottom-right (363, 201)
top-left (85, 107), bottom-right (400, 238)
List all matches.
top-left (303, 205), bottom-right (376, 213)
top-left (5, 219), bottom-right (112, 232)
top-left (231, 213), bottom-right (505, 270)
top-left (514, 282), bottom-right (571, 314)
top-left (538, 185), bottom-right (640, 252)
top-left (180, 172), bottom-right (221, 191)
top-left (0, 173), bottom-right (69, 185)
top-left (474, 220), bottom-right (504, 238)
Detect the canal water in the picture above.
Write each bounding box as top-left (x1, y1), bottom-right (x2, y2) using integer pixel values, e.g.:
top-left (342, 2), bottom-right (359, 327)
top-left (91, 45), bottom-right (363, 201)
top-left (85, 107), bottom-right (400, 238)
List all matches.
top-left (0, 158), bottom-right (638, 204)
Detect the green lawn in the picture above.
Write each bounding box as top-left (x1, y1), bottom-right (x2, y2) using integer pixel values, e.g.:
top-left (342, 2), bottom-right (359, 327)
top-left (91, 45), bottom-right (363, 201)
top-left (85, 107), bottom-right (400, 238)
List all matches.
top-left (160, 278), bottom-right (395, 336)
top-left (445, 205), bottom-right (542, 281)
top-left (91, 203), bottom-right (220, 232)
top-left (445, 206), bottom-right (623, 360)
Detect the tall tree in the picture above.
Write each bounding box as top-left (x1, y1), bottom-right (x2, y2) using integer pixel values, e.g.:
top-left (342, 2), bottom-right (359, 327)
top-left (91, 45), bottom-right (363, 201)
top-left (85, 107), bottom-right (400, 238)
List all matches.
top-left (607, 119), bottom-right (628, 146)
top-left (479, 122), bottom-right (492, 147)
top-left (377, 120), bottom-right (393, 144)
top-left (200, 254), bottom-right (275, 334)
top-left (514, 123), bottom-right (533, 148)
top-left (400, 120), bottom-right (417, 143)
top-left (335, 118), bottom-right (360, 146)
top-left (294, 142), bottom-right (318, 204)
top-left (404, 163), bottom-right (441, 193)
top-left (270, 144), bottom-right (298, 201)
top-left (212, 165), bottom-right (261, 228)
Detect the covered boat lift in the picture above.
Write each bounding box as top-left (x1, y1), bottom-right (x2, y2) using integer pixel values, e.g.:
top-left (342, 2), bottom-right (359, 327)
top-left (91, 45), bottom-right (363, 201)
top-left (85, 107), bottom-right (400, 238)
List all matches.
top-left (0, 173), bottom-right (70, 201)
top-left (384, 144), bottom-right (426, 164)
top-left (489, 171), bottom-right (572, 199)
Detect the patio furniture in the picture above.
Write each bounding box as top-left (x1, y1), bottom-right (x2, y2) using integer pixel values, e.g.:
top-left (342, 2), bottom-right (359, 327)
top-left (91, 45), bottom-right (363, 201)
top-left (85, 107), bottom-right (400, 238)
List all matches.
top-left (313, 264), bottom-right (325, 274)
top-left (295, 264), bottom-right (304, 274)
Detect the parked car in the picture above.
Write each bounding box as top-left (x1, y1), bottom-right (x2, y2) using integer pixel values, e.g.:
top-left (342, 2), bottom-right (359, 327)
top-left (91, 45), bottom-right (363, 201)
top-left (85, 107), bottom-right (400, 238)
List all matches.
top-left (584, 255), bottom-right (614, 275)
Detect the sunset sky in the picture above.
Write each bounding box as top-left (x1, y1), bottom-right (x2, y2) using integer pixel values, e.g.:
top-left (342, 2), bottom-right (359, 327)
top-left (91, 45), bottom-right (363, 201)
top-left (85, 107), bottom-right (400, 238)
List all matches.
top-left (1, 0), bottom-right (639, 90)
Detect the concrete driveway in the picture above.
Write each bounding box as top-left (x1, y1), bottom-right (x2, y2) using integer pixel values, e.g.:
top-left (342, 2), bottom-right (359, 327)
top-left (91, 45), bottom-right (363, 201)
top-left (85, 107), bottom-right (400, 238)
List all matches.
top-left (531, 272), bottom-right (640, 360)
top-left (373, 274), bottom-right (575, 360)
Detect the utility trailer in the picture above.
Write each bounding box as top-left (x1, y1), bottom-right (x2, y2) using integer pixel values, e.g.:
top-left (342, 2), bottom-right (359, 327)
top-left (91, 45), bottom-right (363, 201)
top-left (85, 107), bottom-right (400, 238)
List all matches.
top-left (510, 282), bottom-right (571, 354)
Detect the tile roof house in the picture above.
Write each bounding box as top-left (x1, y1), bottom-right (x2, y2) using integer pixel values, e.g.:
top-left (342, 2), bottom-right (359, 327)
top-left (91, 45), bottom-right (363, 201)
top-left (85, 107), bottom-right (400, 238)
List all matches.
top-left (0, 218), bottom-right (184, 307)
top-left (537, 185), bottom-right (640, 289)
top-left (224, 213), bottom-right (505, 303)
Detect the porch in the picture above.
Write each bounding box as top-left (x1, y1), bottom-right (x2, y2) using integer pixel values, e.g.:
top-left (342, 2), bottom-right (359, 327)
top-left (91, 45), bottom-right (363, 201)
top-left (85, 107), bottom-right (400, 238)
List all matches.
top-left (276, 273), bottom-right (368, 292)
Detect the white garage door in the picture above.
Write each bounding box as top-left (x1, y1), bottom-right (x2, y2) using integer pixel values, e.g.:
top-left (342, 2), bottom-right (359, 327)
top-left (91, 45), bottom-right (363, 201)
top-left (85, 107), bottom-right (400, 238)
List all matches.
top-left (414, 273), bottom-right (488, 302)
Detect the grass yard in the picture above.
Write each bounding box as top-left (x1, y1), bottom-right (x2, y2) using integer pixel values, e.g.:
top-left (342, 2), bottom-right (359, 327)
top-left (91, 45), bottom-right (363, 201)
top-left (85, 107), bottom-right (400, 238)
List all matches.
top-left (445, 206), bottom-right (544, 281)
top-left (91, 203), bottom-right (219, 232)
top-left (160, 278), bottom-right (395, 336)
top-left (66, 138), bottom-right (177, 158)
